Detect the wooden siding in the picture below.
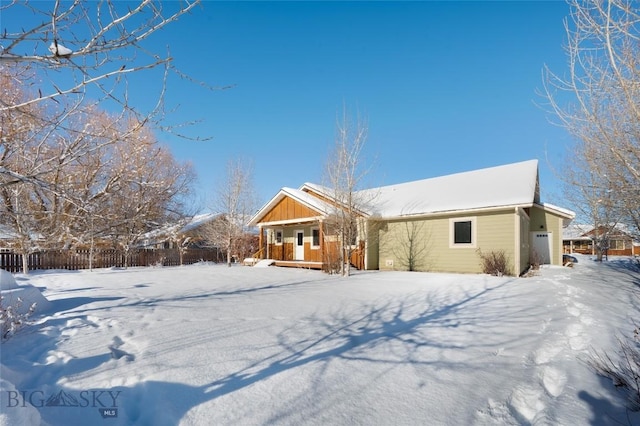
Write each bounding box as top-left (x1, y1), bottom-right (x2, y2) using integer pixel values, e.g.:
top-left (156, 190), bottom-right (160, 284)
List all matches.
top-left (301, 187), bottom-right (337, 207)
top-left (261, 196), bottom-right (320, 223)
top-left (377, 210), bottom-right (518, 274)
top-left (264, 224), bottom-right (365, 270)
top-left (266, 225), bottom-right (323, 262)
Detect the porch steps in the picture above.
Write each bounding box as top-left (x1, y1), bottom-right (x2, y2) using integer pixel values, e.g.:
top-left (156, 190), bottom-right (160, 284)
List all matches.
top-left (253, 259), bottom-right (276, 268)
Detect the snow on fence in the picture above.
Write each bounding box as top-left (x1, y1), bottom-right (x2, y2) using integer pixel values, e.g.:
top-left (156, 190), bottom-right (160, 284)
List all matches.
top-left (0, 248), bottom-right (222, 273)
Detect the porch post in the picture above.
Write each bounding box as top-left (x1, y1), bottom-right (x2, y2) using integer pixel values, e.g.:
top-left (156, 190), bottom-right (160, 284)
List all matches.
top-left (319, 220), bottom-right (324, 264)
top-left (266, 228), bottom-right (270, 259)
top-left (259, 226), bottom-right (264, 259)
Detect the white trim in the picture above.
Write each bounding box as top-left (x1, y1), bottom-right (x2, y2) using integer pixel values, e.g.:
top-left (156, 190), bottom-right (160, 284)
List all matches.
top-left (449, 217), bottom-right (477, 248)
top-left (310, 227), bottom-right (320, 249)
top-left (257, 216), bottom-right (325, 227)
top-left (536, 202), bottom-right (575, 219)
top-left (274, 229), bottom-right (283, 246)
top-left (294, 229), bottom-right (305, 260)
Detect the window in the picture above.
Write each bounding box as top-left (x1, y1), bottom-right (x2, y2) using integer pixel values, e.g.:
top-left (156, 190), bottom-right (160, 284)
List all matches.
top-left (311, 228), bottom-right (320, 249)
top-left (450, 217), bottom-right (476, 248)
top-left (610, 239), bottom-right (626, 250)
top-left (275, 229), bottom-right (283, 245)
top-left (454, 221), bottom-right (472, 244)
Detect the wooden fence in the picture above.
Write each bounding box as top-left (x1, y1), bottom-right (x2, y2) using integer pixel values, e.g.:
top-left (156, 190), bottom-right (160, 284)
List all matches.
top-left (0, 248), bottom-right (223, 273)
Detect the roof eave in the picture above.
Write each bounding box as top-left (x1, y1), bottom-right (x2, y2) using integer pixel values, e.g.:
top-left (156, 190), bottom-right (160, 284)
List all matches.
top-left (534, 202), bottom-right (576, 220)
top-left (374, 203), bottom-right (534, 221)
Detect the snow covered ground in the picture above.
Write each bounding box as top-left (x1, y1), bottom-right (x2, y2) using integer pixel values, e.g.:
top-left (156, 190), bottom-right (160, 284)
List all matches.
top-left (1, 256), bottom-right (639, 425)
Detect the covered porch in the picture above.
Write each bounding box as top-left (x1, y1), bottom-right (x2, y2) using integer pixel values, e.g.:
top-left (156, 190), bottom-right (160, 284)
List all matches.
top-left (248, 186), bottom-right (365, 271)
top-left (252, 223), bottom-right (364, 271)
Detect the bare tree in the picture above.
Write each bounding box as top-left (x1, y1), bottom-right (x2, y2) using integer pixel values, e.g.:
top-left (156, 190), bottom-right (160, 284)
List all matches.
top-left (204, 159), bottom-right (259, 267)
top-left (1, 75), bottom-right (196, 271)
top-left (0, 2), bottom-right (204, 273)
top-left (0, 71), bottom-right (48, 272)
top-left (0, 1), bottom-right (200, 110)
top-left (0, 1), bottom-right (208, 191)
top-left (543, 0), bottom-right (640, 241)
top-left (323, 107), bottom-right (373, 276)
top-left (104, 121), bottom-right (196, 268)
top-left (392, 220), bottom-right (432, 272)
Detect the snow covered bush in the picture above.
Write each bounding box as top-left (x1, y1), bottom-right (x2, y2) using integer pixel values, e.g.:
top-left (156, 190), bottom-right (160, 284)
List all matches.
top-left (477, 249), bottom-right (511, 277)
top-left (0, 295), bottom-right (37, 340)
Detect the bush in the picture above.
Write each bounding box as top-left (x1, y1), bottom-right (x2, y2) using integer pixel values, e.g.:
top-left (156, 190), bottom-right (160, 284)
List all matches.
top-left (477, 249), bottom-right (511, 276)
top-left (588, 327), bottom-right (640, 411)
top-left (530, 250), bottom-right (543, 271)
top-left (0, 296), bottom-right (37, 340)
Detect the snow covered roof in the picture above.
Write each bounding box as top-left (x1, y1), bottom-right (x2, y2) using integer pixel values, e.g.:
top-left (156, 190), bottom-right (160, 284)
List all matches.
top-left (563, 224), bottom-right (594, 240)
top-left (359, 159), bottom-right (543, 217)
top-left (179, 213), bottom-right (221, 233)
top-left (253, 160), bottom-right (575, 225)
top-left (0, 225), bottom-right (17, 240)
top-left (141, 213), bottom-right (222, 242)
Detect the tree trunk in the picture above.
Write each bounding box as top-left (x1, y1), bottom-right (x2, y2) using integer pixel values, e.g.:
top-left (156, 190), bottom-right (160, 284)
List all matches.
top-left (21, 252), bottom-right (29, 274)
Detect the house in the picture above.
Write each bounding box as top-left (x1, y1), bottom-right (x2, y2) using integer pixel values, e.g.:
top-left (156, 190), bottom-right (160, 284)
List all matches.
top-left (563, 224), bottom-right (640, 256)
top-left (141, 213), bottom-right (222, 250)
top-left (248, 160), bottom-right (575, 275)
top-left (141, 213), bottom-right (261, 264)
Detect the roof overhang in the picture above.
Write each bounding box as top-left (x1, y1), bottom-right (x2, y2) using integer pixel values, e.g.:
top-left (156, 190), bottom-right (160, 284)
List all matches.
top-left (372, 203), bottom-right (534, 222)
top-left (536, 202), bottom-right (576, 220)
top-left (255, 216), bottom-right (326, 227)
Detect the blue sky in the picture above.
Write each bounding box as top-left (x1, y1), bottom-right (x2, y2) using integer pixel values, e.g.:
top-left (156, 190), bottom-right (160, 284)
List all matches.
top-left (7, 1), bottom-right (576, 210)
top-left (154, 1), bottom-right (574, 209)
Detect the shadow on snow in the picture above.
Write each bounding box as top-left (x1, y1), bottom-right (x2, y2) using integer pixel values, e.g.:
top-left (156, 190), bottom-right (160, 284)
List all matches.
top-left (45, 279), bottom-right (539, 425)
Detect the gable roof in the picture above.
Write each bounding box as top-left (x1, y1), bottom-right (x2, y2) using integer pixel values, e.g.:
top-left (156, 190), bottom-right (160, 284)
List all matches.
top-left (248, 187), bottom-right (335, 226)
top-left (251, 159), bottom-right (574, 225)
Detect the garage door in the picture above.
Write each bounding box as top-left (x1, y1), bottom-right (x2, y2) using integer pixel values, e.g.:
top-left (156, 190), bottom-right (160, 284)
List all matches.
top-left (531, 232), bottom-right (552, 264)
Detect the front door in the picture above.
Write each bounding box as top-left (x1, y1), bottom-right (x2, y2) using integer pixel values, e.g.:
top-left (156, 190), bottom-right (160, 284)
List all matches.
top-left (295, 230), bottom-right (305, 260)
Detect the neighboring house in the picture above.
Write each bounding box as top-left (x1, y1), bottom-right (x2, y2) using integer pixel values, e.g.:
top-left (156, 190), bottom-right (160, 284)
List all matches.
top-left (0, 225), bottom-right (17, 249)
top-left (248, 160), bottom-right (575, 275)
top-left (141, 213), bottom-right (222, 249)
top-left (141, 213), bottom-right (260, 263)
top-left (563, 224), bottom-right (640, 256)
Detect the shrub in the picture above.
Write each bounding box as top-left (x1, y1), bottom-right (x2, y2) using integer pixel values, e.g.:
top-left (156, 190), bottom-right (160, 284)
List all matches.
top-left (530, 250), bottom-right (543, 271)
top-left (477, 249), bottom-right (511, 276)
top-left (588, 327), bottom-right (640, 411)
top-left (0, 296), bottom-right (37, 340)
